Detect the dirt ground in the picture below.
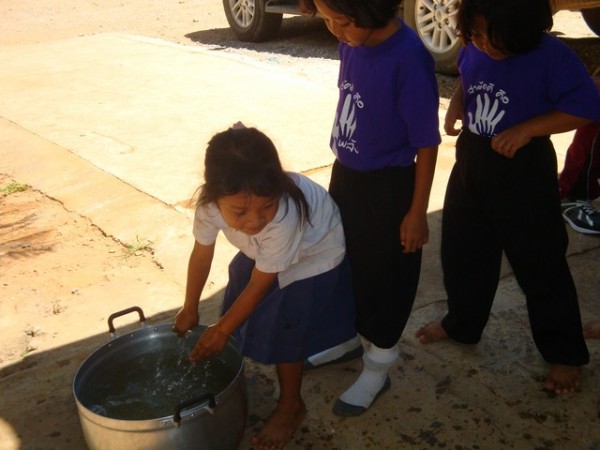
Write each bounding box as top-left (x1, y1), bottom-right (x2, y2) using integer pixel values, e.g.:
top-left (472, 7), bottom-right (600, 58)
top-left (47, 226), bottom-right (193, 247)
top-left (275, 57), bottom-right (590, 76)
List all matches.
top-left (1, 2), bottom-right (600, 450)
top-left (0, 172), bottom-right (175, 365)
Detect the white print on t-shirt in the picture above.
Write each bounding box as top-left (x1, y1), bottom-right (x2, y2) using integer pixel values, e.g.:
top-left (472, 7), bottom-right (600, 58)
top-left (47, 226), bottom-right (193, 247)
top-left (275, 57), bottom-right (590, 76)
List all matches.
top-left (332, 81), bottom-right (363, 156)
top-left (466, 82), bottom-right (509, 137)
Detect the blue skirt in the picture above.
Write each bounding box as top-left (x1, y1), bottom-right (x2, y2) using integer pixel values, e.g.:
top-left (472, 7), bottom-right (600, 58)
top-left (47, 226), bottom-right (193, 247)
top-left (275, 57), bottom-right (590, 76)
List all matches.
top-left (221, 252), bottom-right (357, 365)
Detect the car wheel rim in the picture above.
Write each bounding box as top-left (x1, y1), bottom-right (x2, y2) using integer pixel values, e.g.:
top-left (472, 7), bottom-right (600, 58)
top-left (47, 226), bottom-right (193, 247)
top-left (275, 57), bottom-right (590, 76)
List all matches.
top-left (229, 0), bottom-right (256, 28)
top-left (414, 0), bottom-right (460, 55)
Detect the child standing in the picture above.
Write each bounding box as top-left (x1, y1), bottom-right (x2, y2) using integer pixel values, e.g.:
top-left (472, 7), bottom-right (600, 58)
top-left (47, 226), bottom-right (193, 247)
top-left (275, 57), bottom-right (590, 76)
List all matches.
top-left (416, 0), bottom-right (600, 394)
top-left (300, 0), bottom-right (440, 416)
top-left (173, 124), bottom-right (357, 449)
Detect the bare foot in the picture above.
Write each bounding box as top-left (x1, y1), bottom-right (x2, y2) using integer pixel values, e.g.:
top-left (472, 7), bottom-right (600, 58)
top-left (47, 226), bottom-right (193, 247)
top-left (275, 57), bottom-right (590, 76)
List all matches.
top-left (544, 364), bottom-right (582, 395)
top-left (583, 319), bottom-right (600, 340)
top-left (251, 401), bottom-right (306, 450)
top-left (415, 320), bottom-right (448, 344)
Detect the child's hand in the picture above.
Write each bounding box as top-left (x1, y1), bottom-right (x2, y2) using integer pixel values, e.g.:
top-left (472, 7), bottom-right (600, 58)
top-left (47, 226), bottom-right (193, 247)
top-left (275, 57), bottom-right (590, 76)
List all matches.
top-left (172, 307), bottom-right (200, 336)
top-left (399, 210), bottom-right (429, 253)
top-left (444, 89), bottom-right (465, 136)
top-left (491, 125), bottom-right (531, 158)
top-left (189, 324), bottom-right (230, 363)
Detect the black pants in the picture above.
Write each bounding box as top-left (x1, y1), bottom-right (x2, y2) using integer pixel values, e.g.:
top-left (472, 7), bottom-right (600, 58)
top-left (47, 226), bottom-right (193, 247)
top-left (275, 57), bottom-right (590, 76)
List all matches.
top-left (329, 160), bottom-right (421, 348)
top-left (441, 130), bottom-right (589, 365)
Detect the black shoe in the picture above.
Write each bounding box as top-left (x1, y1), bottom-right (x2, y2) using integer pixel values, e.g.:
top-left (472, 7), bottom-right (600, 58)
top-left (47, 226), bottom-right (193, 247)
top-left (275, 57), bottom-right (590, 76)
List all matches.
top-left (303, 345), bottom-right (364, 371)
top-left (563, 201), bottom-right (600, 235)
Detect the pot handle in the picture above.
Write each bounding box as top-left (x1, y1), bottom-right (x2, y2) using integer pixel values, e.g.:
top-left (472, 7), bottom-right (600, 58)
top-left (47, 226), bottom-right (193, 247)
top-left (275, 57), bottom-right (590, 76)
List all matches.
top-left (107, 306), bottom-right (146, 336)
top-left (172, 394), bottom-right (216, 427)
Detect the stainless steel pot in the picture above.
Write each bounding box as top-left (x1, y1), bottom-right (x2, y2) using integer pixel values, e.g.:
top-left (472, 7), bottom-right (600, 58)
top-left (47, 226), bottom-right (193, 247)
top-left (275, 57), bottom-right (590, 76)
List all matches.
top-left (72, 307), bottom-right (247, 450)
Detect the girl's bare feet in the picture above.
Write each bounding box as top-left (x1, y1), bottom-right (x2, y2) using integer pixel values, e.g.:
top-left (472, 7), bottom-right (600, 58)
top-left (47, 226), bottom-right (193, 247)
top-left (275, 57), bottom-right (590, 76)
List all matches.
top-left (251, 400), bottom-right (306, 450)
top-left (583, 319), bottom-right (600, 339)
top-left (544, 364), bottom-right (582, 394)
top-left (415, 320), bottom-right (448, 344)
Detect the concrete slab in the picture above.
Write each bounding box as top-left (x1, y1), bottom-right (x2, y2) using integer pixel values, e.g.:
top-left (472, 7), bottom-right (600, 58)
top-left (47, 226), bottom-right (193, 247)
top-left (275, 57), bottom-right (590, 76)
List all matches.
top-left (0, 33), bottom-right (339, 208)
top-left (0, 33), bottom-right (340, 289)
top-left (1, 33), bottom-right (600, 450)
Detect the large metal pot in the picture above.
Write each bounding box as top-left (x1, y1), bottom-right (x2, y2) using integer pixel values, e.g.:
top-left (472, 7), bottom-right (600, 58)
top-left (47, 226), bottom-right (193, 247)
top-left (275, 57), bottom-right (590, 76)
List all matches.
top-left (72, 307), bottom-right (247, 450)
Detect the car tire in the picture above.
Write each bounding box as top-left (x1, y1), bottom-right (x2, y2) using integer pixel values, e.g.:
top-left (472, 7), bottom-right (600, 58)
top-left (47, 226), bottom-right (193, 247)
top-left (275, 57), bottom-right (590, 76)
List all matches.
top-left (581, 8), bottom-right (600, 37)
top-left (402, 0), bottom-right (462, 75)
top-left (223, 0), bottom-right (283, 42)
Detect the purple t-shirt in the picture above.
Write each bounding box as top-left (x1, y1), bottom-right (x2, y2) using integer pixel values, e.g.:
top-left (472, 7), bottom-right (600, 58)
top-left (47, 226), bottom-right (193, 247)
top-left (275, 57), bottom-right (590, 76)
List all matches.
top-left (459, 34), bottom-right (600, 137)
top-left (330, 20), bottom-right (441, 171)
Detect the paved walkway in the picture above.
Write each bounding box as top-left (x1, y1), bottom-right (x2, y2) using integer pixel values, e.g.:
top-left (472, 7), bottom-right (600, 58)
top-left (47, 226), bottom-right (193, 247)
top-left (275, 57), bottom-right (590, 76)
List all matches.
top-left (1, 33), bottom-right (599, 449)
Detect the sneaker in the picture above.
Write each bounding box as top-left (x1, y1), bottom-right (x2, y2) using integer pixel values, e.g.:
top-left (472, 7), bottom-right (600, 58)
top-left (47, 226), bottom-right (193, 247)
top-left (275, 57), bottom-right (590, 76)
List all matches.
top-left (562, 201), bottom-right (600, 235)
top-left (560, 198), bottom-right (580, 212)
top-left (303, 344), bottom-right (364, 371)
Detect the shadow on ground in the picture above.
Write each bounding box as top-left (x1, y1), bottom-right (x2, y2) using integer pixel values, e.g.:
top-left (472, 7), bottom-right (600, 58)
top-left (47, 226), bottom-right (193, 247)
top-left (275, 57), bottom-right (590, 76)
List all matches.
top-left (184, 16), bottom-right (338, 61)
top-left (0, 291), bottom-right (225, 450)
top-left (2, 201), bottom-right (600, 449)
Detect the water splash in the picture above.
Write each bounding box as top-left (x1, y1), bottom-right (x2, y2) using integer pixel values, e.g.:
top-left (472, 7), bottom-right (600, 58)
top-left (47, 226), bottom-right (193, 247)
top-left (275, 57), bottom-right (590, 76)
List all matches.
top-left (79, 336), bottom-right (236, 420)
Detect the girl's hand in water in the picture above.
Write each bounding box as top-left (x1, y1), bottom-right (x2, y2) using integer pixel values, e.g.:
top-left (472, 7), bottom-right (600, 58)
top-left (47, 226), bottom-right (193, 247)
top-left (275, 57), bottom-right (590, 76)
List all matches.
top-left (189, 324), bottom-right (230, 363)
top-left (172, 307), bottom-right (199, 336)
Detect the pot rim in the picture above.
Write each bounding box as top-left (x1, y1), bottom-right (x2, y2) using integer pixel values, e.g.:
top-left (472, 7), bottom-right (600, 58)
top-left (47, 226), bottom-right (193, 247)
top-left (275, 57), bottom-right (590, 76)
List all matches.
top-left (72, 322), bottom-right (245, 428)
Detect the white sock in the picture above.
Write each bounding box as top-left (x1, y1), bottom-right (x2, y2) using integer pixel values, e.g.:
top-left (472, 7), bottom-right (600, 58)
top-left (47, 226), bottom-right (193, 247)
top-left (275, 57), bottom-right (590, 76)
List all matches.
top-left (338, 344), bottom-right (399, 408)
top-left (306, 335), bottom-right (362, 366)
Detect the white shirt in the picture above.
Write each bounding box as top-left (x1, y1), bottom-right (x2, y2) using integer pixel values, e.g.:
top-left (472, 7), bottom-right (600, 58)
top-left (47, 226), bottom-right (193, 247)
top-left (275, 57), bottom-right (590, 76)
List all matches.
top-left (193, 173), bottom-right (346, 288)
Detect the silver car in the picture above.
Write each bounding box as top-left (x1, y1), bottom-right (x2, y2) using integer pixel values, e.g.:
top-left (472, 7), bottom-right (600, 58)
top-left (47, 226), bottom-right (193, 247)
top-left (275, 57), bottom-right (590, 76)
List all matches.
top-left (222, 0), bottom-right (600, 74)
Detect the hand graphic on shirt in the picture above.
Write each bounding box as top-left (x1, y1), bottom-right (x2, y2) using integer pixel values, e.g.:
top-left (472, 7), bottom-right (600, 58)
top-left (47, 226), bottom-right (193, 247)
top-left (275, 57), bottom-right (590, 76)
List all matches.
top-left (334, 94), bottom-right (357, 140)
top-left (468, 93), bottom-right (505, 136)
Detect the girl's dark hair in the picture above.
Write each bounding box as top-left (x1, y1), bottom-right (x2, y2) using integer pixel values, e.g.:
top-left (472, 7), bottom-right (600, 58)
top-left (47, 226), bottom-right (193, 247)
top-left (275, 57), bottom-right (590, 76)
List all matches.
top-left (300, 0), bottom-right (401, 28)
top-left (457, 0), bottom-right (553, 55)
top-left (198, 126), bottom-right (310, 225)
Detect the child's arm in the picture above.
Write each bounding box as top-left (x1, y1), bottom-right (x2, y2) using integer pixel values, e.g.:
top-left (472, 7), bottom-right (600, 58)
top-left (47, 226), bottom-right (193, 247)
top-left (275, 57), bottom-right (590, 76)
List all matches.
top-left (172, 240), bottom-right (215, 335)
top-left (491, 111), bottom-right (592, 158)
top-left (189, 267), bottom-right (277, 362)
top-left (444, 80), bottom-right (465, 136)
top-left (400, 145), bottom-right (438, 254)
